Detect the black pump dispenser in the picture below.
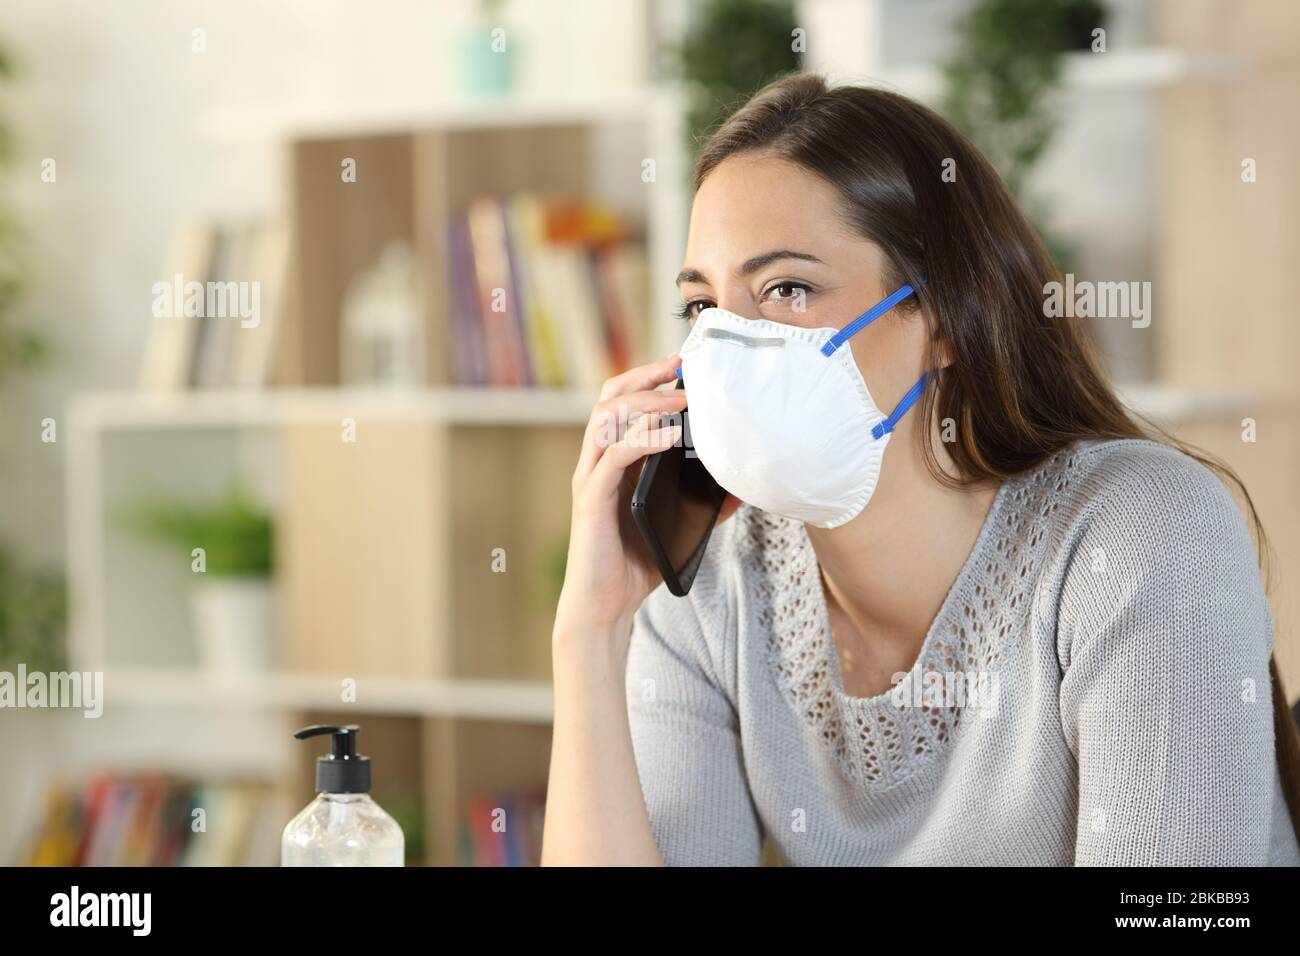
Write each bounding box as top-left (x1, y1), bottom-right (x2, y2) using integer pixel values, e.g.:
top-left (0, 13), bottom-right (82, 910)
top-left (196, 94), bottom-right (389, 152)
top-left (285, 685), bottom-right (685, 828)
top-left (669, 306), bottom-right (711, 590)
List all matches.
top-left (294, 724), bottom-right (371, 794)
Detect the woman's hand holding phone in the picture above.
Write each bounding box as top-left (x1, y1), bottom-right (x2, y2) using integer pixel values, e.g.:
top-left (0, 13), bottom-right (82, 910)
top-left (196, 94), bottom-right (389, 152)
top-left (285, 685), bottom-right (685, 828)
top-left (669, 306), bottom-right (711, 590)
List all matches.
top-left (555, 353), bottom-right (691, 641)
top-left (556, 351), bottom-right (742, 640)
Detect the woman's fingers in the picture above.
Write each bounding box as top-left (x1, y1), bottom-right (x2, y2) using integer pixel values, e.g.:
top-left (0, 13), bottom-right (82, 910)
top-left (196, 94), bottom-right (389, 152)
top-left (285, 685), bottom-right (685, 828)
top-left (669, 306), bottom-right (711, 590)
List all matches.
top-left (598, 353), bottom-right (681, 402)
top-left (573, 377), bottom-right (686, 488)
top-left (580, 415), bottom-right (683, 510)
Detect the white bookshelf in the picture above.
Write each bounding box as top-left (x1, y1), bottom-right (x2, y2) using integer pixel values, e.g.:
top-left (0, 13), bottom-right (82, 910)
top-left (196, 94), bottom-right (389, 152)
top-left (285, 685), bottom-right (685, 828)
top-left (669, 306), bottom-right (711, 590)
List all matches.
top-left (64, 86), bottom-right (691, 724)
top-left (103, 669), bottom-right (554, 723)
top-left (64, 387), bottom-right (585, 720)
top-left (68, 387), bottom-right (601, 431)
top-left (199, 91), bottom-right (666, 142)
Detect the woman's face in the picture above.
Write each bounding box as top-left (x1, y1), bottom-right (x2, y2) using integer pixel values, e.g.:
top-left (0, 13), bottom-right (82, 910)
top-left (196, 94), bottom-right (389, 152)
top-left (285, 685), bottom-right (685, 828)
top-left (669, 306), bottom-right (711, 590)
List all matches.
top-left (678, 153), bottom-right (928, 441)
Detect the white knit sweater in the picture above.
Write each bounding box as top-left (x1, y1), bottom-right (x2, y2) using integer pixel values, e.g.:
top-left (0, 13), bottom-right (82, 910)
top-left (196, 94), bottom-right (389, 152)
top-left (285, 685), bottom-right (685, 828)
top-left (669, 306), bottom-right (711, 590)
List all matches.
top-left (625, 439), bottom-right (1300, 865)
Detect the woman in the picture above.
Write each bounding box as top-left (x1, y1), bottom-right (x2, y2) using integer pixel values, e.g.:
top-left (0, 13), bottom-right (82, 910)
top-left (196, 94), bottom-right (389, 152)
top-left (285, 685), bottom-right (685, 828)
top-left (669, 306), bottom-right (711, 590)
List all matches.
top-left (541, 73), bottom-right (1300, 866)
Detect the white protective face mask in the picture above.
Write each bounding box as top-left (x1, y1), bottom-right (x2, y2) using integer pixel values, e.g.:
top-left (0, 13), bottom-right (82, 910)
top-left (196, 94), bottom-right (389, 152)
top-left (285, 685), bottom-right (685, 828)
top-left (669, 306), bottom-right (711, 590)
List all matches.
top-left (676, 283), bottom-right (927, 529)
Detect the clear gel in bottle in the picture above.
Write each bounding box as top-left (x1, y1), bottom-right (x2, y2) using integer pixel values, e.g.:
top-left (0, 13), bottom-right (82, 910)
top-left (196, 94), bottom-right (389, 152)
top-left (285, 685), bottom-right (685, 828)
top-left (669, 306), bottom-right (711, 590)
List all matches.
top-left (281, 724), bottom-right (404, 867)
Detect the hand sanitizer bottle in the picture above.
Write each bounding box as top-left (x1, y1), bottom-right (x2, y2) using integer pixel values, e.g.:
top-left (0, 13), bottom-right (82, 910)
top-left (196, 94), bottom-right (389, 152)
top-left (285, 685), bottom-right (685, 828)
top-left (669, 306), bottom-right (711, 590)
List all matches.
top-left (282, 724), bottom-right (405, 866)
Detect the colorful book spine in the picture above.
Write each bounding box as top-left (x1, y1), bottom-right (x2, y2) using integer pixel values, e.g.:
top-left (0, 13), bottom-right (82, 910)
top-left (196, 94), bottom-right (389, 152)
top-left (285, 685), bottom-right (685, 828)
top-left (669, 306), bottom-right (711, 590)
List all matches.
top-left (466, 198), bottom-right (531, 387)
top-left (19, 774), bottom-right (279, 867)
top-left (505, 194), bottom-right (567, 388)
top-left (447, 213), bottom-right (488, 385)
top-left (448, 193), bottom-right (647, 389)
top-left (457, 790), bottom-right (547, 866)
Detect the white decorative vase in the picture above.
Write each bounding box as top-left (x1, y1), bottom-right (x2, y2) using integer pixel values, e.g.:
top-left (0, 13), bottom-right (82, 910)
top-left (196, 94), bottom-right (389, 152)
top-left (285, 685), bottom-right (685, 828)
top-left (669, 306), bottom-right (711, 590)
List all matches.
top-left (190, 577), bottom-right (276, 679)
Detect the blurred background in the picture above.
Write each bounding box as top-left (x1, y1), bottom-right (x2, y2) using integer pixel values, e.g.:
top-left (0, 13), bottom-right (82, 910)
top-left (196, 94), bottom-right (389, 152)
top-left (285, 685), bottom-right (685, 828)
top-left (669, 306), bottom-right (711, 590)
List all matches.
top-left (0, 0), bottom-right (1297, 866)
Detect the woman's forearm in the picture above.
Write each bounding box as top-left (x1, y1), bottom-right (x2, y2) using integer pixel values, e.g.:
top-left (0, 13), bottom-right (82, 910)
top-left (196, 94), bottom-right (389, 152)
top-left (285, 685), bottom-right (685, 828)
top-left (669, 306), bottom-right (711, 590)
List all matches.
top-left (541, 615), bottom-right (664, 866)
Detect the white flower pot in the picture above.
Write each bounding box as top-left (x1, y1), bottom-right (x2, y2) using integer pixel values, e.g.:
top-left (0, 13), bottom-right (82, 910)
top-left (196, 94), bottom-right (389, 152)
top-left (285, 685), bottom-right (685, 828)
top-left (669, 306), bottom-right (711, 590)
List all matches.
top-left (190, 577), bottom-right (276, 679)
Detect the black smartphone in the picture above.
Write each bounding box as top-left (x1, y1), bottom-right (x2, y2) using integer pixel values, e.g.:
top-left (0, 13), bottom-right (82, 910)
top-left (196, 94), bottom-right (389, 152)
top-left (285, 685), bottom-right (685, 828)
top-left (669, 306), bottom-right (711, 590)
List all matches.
top-left (630, 375), bottom-right (727, 596)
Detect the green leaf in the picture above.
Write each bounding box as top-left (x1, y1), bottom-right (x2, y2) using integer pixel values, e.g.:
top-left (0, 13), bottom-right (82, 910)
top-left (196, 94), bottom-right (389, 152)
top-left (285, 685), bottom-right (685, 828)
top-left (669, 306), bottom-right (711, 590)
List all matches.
top-left (119, 485), bottom-right (275, 577)
top-left (674, 0), bottom-right (802, 160)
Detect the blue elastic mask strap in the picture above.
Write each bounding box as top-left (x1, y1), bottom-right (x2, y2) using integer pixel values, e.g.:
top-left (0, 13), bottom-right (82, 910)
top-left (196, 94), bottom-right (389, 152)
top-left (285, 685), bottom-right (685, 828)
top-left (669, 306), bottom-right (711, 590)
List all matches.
top-left (871, 372), bottom-right (929, 440)
top-left (819, 283), bottom-right (917, 357)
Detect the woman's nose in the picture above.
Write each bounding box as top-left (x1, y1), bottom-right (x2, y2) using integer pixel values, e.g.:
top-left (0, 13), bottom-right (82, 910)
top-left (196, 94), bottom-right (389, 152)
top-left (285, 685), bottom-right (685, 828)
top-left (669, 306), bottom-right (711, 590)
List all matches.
top-left (712, 295), bottom-right (758, 318)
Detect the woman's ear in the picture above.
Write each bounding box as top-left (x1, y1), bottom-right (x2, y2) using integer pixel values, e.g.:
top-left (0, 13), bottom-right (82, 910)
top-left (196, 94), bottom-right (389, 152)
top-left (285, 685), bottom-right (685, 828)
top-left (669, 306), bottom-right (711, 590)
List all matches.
top-left (934, 330), bottom-right (955, 370)
top-left (916, 301), bottom-right (954, 370)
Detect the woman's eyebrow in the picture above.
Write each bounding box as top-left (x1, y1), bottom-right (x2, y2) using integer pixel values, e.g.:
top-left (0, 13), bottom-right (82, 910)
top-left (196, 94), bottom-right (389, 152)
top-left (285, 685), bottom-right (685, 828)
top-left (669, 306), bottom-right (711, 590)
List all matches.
top-left (738, 249), bottom-right (824, 275)
top-left (676, 250), bottom-right (825, 287)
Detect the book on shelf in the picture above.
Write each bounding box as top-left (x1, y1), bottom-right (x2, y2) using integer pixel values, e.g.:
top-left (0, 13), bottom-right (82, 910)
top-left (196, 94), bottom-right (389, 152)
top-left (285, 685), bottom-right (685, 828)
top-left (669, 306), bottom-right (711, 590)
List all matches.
top-left (139, 217), bottom-right (290, 392)
top-left (19, 772), bottom-right (280, 867)
top-left (139, 221), bottom-right (214, 390)
top-left (457, 789), bottom-right (546, 866)
top-left (465, 198), bottom-right (533, 387)
top-left (448, 193), bottom-right (649, 390)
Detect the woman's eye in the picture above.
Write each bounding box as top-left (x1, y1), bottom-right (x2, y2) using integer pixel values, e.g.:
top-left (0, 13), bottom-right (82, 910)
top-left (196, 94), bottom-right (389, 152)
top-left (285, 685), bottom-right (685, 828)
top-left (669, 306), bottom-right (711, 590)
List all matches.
top-left (761, 282), bottom-right (811, 307)
top-left (675, 300), bottom-right (714, 322)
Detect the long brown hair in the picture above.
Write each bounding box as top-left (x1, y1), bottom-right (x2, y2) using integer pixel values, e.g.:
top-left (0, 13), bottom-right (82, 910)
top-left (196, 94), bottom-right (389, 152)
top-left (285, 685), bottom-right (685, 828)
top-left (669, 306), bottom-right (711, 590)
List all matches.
top-left (696, 72), bottom-right (1300, 838)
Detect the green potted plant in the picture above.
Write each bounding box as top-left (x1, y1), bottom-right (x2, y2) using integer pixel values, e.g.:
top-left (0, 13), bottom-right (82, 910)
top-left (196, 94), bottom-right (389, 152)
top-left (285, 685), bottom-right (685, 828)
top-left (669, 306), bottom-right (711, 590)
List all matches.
top-left (0, 548), bottom-right (66, 673)
top-left (940, 0), bottom-right (1109, 266)
top-left (675, 0), bottom-right (802, 160)
top-left (942, 0), bottom-right (1108, 198)
top-left (123, 485), bottom-right (275, 679)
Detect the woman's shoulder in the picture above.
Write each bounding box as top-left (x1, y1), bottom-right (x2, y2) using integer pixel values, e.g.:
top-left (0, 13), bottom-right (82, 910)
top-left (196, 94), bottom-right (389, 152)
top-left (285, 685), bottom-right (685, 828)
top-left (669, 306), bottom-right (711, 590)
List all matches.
top-left (1035, 437), bottom-right (1249, 547)
top-left (1035, 438), bottom-right (1271, 658)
